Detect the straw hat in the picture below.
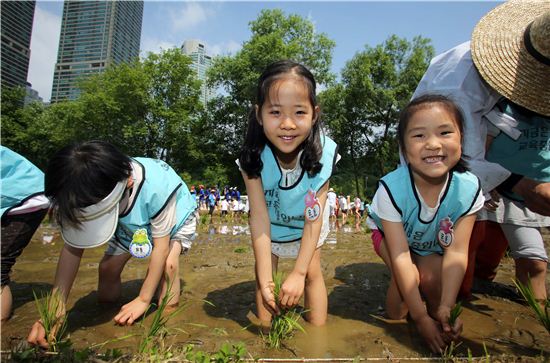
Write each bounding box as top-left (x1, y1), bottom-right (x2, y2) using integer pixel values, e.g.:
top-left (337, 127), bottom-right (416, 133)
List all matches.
top-left (471, 0), bottom-right (550, 116)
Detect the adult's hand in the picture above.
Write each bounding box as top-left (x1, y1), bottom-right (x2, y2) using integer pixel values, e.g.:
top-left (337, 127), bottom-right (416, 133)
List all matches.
top-left (513, 178), bottom-right (550, 216)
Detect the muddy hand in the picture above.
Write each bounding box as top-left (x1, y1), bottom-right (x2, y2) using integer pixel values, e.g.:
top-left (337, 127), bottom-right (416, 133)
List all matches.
top-left (27, 320), bottom-right (49, 349)
top-left (416, 315), bottom-right (446, 354)
top-left (279, 271), bottom-right (305, 309)
top-left (114, 297), bottom-right (149, 325)
top-left (260, 281), bottom-right (279, 316)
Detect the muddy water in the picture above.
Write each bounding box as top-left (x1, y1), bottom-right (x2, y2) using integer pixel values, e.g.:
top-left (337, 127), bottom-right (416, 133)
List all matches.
top-left (2, 220), bottom-right (549, 359)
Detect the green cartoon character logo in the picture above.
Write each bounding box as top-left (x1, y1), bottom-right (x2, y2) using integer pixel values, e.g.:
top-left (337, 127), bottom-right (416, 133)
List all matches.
top-left (129, 228), bottom-right (152, 258)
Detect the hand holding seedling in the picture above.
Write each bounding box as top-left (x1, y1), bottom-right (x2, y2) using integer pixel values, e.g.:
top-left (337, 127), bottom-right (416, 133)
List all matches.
top-left (437, 302), bottom-right (463, 342)
top-left (416, 314), bottom-right (446, 353)
top-left (259, 281), bottom-right (279, 316)
top-left (27, 290), bottom-right (67, 350)
top-left (114, 296), bottom-right (150, 325)
top-left (279, 270), bottom-right (306, 309)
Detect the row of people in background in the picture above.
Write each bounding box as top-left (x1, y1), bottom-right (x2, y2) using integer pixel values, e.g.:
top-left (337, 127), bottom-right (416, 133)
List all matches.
top-left (326, 189), bottom-right (366, 229)
top-left (191, 185), bottom-right (242, 212)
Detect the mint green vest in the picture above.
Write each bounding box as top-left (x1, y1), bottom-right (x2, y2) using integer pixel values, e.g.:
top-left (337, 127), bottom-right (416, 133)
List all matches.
top-left (113, 158), bottom-right (196, 249)
top-left (1, 146), bottom-right (45, 217)
top-left (369, 166), bottom-right (480, 256)
top-left (260, 136), bottom-right (338, 242)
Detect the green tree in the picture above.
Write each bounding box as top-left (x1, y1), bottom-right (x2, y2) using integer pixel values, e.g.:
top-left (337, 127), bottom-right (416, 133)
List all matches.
top-left (1, 49), bottom-right (204, 174)
top-left (206, 8), bottom-right (336, 184)
top-left (1, 87), bottom-right (78, 169)
top-left (1, 86), bottom-right (28, 153)
top-left (76, 48), bottom-right (203, 168)
top-left (321, 35), bottom-right (434, 197)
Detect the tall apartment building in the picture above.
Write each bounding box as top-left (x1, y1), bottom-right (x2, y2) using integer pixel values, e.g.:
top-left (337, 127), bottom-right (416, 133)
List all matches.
top-left (181, 40), bottom-right (215, 106)
top-left (1, 1), bottom-right (36, 90)
top-left (51, 1), bottom-right (143, 102)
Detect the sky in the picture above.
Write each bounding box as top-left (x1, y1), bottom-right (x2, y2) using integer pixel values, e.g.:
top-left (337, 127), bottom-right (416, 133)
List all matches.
top-left (28, 1), bottom-right (502, 103)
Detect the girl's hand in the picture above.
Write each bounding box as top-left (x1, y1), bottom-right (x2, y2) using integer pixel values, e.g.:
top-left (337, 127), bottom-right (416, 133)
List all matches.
top-left (416, 315), bottom-right (446, 353)
top-left (114, 296), bottom-right (150, 325)
top-left (436, 305), bottom-right (452, 334)
top-left (436, 305), bottom-right (463, 343)
top-left (27, 320), bottom-right (49, 348)
top-left (279, 270), bottom-right (306, 309)
top-left (259, 281), bottom-right (279, 316)
top-left (27, 299), bottom-right (66, 348)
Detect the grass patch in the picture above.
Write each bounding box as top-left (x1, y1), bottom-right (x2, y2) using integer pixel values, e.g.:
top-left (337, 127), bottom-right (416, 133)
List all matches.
top-left (233, 246), bottom-right (249, 253)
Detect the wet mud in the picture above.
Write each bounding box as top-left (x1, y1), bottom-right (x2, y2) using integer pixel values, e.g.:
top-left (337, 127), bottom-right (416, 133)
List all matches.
top-left (2, 219), bottom-right (549, 359)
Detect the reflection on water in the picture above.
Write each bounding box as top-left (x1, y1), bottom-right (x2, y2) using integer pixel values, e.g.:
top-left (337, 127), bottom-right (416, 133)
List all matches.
top-left (205, 221), bottom-right (364, 241)
top-left (208, 224), bottom-right (250, 236)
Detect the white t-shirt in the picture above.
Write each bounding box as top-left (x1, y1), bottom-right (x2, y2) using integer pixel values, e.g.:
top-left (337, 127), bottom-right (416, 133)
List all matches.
top-left (118, 161), bottom-right (177, 238)
top-left (231, 199), bottom-right (239, 211)
top-left (370, 174), bottom-right (485, 223)
top-left (339, 196), bottom-right (347, 209)
top-left (220, 199), bottom-right (229, 211)
top-left (327, 191), bottom-right (337, 207)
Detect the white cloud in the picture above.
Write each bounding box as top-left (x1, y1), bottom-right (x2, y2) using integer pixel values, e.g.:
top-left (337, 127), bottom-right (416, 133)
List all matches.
top-left (170, 2), bottom-right (214, 32)
top-left (207, 40), bottom-right (242, 56)
top-left (27, 5), bottom-right (62, 102)
top-left (140, 37), bottom-right (178, 57)
top-left (307, 11), bottom-right (317, 30)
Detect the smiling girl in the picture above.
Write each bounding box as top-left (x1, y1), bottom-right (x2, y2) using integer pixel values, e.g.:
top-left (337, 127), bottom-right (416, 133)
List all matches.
top-left (368, 94), bottom-right (484, 352)
top-left (238, 60), bottom-right (338, 326)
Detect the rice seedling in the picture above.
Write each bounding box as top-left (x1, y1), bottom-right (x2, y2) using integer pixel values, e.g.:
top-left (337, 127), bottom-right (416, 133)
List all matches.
top-left (448, 301), bottom-right (463, 327)
top-left (467, 347), bottom-right (473, 363)
top-left (32, 289), bottom-right (67, 352)
top-left (138, 276), bottom-right (187, 354)
top-left (441, 341), bottom-right (462, 362)
top-left (513, 278), bottom-right (550, 333)
top-left (263, 272), bottom-right (306, 349)
top-left (482, 341), bottom-right (490, 363)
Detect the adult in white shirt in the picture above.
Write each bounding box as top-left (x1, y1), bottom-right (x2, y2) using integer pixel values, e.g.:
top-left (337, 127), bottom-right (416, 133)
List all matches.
top-left (339, 195), bottom-right (348, 224)
top-left (411, 1), bottom-right (550, 301)
top-left (327, 188), bottom-right (337, 219)
top-left (220, 198), bottom-right (229, 219)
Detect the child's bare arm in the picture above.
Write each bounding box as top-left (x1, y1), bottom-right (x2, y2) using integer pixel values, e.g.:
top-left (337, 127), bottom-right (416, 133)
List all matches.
top-left (242, 170), bottom-right (278, 315)
top-left (279, 182), bottom-right (328, 308)
top-left (438, 213), bottom-right (476, 333)
top-left (114, 234), bottom-right (170, 325)
top-left (27, 244), bottom-right (84, 348)
top-left (381, 219), bottom-right (446, 353)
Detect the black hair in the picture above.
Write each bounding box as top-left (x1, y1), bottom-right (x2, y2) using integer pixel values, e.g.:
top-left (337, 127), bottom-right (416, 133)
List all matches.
top-left (239, 60), bottom-right (324, 178)
top-left (45, 140), bottom-right (132, 227)
top-left (398, 94), bottom-right (468, 173)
